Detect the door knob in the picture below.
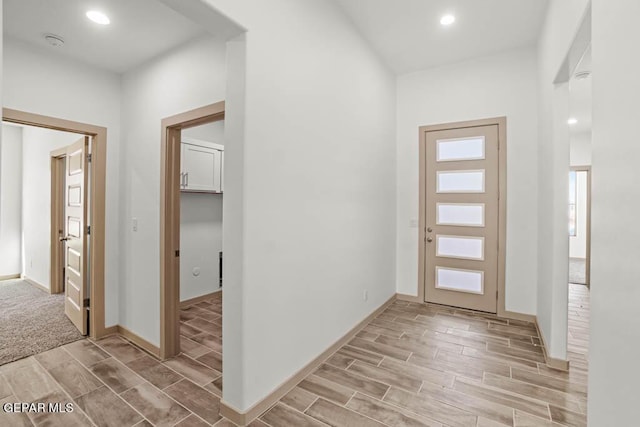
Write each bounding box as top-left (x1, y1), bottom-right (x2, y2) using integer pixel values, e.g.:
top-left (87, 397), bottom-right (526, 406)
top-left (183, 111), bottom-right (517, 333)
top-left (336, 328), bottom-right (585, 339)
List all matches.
top-left (426, 237), bottom-right (433, 243)
top-left (427, 227), bottom-right (433, 232)
top-left (59, 237), bottom-right (70, 242)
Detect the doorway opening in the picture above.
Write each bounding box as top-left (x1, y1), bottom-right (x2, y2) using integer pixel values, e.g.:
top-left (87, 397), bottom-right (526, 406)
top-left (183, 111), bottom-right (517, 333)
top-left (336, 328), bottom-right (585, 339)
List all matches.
top-left (418, 117), bottom-right (507, 315)
top-left (0, 109), bottom-right (108, 364)
top-left (160, 101), bottom-right (225, 360)
top-left (567, 42), bottom-right (591, 373)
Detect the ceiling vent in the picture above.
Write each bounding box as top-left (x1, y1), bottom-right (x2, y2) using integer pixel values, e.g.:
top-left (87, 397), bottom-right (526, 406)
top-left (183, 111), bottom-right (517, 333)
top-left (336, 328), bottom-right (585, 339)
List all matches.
top-left (44, 34), bottom-right (65, 47)
top-left (574, 71), bottom-right (591, 80)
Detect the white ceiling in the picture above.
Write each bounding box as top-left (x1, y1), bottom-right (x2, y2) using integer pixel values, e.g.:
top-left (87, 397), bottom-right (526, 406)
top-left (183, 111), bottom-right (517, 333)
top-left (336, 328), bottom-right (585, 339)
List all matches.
top-left (569, 47), bottom-right (592, 135)
top-left (334, 0), bottom-right (549, 74)
top-left (3, 0), bottom-right (207, 73)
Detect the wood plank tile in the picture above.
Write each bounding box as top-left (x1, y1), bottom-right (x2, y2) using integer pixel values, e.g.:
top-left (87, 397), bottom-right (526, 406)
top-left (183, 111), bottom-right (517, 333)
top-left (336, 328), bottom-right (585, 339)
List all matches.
top-left (435, 349), bottom-right (511, 378)
top-left (75, 386), bottom-right (142, 427)
top-left (453, 376), bottom-right (551, 420)
top-left (372, 334), bottom-right (442, 361)
top-left (514, 410), bottom-right (562, 427)
top-left (121, 382), bottom-right (190, 427)
top-left (4, 362), bottom-right (61, 402)
top-left (511, 368), bottom-right (587, 398)
top-left (261, 403), bottom-right (324, 426)
top-left (0, 375), bottom-right (13, 400)
top-left (34, 347), bottom-right (72, 370)
top-left (408, 353), bottom-right (486, 381)
top-left (281, 386), bottom-right (318, 412)
top-left (96, 336), bottom-right (146, 364)
top-left (90, 358), bottom-right (145, 394)
top-left (483, 373), bottom-right (583, 413)
top-left (186, 317), bottom-right (221, 336)
top-left (348, 337), bottom-right (411, 361)
top-left (549, 405), bottom-right (587, 427)
top-left (196, 351), bottom-right (222, 372)
top-left (180, 336), bottom-right (210, 359)
top-left (164, 379), bottom-right (222, 425)
top-left (355, 329), bottom-right (380, 341)
top-left (347, 360), bottom-right (422, 392)
top-left (297, 374), bottom-right (354, 405)
top-left (204, 377), bottom-right (223, 397)
top-left (30, 390), bottom-right (92, 426)
top-left (164, 354), bottom-right (220, 386)
top-left (306, 398), bottom-right (386, 426)
top-left (462, 346), bottom-right (540, 370)
top-left (175, 414), bottom-right (210, 427)
top-left (0, 395), bottom-right (33, 426)
top-left (336, 345), bottom-right (384, 366)
top-left (189, 333), bottom-right (223, 353)
top-left (486, 343), bottom-right (546, 363)
top-left (325, 352), bottom-right (354, 369)
top-left (47, 359), bottom-right (103, 398)
top-left (345, 392), bottom-right (443, 427)
top-left (361, 324), bottom-right (403, 339)
top-left (383, 387), bottom-right (477, 427)
top-left (379, 357), bottom-right (455, 388)
top-left (126, 355), bottom-right (183, 390)
top-left (314, 364), bottom-right (389, 400)
top-left (419, 380), bottom-right (514, 426)
top-left (63, 340), bottom-right (110, 367)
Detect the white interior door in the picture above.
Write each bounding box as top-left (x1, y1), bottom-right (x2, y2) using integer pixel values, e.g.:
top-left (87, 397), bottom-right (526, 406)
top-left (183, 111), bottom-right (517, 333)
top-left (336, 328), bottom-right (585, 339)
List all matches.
top-left (63, 137), bottom-right (89, 334)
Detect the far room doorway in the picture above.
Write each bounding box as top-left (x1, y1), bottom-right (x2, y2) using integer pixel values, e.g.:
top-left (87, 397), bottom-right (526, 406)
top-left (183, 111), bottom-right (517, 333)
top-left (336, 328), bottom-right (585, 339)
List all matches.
top-left (0, 109), bottom-right (108, 365)
top-left (160, 101), bottom-right (225, 375)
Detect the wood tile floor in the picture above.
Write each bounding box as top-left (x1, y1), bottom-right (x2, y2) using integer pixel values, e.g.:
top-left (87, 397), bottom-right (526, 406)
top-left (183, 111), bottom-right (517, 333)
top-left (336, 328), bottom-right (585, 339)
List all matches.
top-left (0, 287), bottom-right (590, 426)
top-left (0, 292), bottom-right (224, 427)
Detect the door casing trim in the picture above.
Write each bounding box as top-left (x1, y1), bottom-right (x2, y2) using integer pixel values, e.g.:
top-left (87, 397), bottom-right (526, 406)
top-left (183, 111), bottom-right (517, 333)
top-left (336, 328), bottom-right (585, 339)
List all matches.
top-left (418, 117), bottom-right (507, 316)
top-left (3, 108), bottom-right (108, 338)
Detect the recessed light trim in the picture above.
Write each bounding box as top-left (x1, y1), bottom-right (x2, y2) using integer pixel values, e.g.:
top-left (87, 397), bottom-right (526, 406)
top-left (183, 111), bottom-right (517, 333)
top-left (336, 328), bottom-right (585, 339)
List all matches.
top-left (568, 118), bottom-right (578, 125)
top-left (86, 10), bottom-right (110, 25)
top-left (440, 14), bottom-right (456, 26)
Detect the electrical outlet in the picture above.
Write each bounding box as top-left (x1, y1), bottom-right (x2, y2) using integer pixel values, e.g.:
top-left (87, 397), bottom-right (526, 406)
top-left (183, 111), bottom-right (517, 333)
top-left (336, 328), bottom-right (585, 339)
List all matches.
top-left (132, 218), bottom-right (138, 232)
top-left (363, 290), bottom-right (368, 301)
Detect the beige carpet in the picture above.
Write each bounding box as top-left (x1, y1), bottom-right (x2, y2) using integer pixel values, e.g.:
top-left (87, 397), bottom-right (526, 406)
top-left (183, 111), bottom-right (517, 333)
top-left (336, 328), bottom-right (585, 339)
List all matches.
top-left (0, 279), bottom-right (83, 365)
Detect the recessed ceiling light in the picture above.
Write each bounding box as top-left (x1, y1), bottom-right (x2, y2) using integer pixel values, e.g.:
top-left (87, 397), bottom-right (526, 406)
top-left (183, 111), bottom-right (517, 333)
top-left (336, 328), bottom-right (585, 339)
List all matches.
top-left (86, 10), bottom-right (110, 25)
top-left (568, 118), bottom-right (578, 125)
top-left (440, 14), bottom-right (456, 26)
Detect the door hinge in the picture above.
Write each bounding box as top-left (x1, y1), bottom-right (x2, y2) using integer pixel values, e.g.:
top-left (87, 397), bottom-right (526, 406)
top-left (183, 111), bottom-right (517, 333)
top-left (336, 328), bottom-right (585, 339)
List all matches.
top-left (83, 298), bottom-right (90, 308)
top-left (87, 153), bottom-right (92, 162)
top-left (87, 225), bottom-right (91, 235)
top-left (175, 250), bottom-right (180, 257)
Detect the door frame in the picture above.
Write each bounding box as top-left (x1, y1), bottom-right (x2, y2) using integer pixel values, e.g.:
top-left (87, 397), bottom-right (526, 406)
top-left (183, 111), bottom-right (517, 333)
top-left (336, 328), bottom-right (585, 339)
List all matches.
top-left (570, 165), bottom-right (591, 286)
top-left (50, 148), bottom-right (66, 295)
top-left (159, 101), bottom-right (225, 359)
top-left (418, 117), bottom-right (508, 316)
top-left (3, 108), bottom-right (108, 338)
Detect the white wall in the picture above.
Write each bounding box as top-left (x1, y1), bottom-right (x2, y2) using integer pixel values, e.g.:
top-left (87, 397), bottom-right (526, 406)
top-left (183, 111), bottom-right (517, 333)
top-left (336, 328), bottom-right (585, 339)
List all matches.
top-left (535, 0), bottom-right (589, 360)
top-left (180, 121), bottom-right (225, 302)
top-left (183, 120), bottom-right (224, 143)
top-left (570, 131), bottom-right (592, 166)
top-left (0, 124), bottom-right (22, 276)
top-left (194, 0), bottom-right (397, 411)
top-left (2, 37), bottom-right (122, 325)
top-left (589, 0), bottom-right (640, 423)
top-left (21, 126), bottom-right (80, 288)
top-left (396, 47), bottom-right (539, 315)
top-left (180, 194), bottom-right (223, 301)
top-left (119, 35), bottom-right (227, 342)
top-left (569, 171), bottom-right (587, 259)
